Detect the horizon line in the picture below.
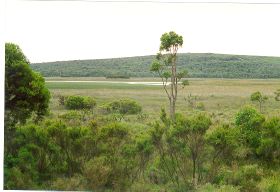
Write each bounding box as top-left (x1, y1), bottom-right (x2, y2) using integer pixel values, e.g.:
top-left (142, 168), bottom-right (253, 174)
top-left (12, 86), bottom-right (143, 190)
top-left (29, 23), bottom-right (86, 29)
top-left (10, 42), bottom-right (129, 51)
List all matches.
top-left (31, 52), bottom-right (280, 64)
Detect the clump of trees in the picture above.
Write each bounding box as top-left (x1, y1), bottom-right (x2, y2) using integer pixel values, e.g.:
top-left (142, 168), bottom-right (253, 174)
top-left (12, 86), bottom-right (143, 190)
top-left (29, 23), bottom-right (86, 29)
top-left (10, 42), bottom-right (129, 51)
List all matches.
top-left (64, 95), bottom-right (96, 110)
top-left (5, 43), bottom-right (50, 157)
top-left (103, 98), bottom-right (142, 115)
top-left (5, 43), bottom-right (50, 126)
top-left (31, 53), bottom-right (280, 79)
top-left (5, 102), bottom-right (280, 191)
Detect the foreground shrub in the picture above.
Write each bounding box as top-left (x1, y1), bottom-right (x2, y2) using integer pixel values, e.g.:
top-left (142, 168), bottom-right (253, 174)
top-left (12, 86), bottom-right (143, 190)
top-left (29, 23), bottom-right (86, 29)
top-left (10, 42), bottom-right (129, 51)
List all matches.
top-left (65, 96), bottom-right (96, 110)
top-left (258, 174), bottom-right (280, 192)
top-left (50, 174), bottom-right (86, 191)
top-left (217, 164), bottom-right (263, 192)
top-left (197, 183), bottom-right (240, 192)
top-left (103, 98), bottom-right (142, 115)
top-left (83, 157), bottom-right (112, 190)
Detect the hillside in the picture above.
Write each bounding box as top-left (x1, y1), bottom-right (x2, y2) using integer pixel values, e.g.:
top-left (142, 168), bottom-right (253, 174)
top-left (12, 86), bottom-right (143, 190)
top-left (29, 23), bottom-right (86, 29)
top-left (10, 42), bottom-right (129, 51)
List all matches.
top-left (31, 53), bottom-right (280, 78)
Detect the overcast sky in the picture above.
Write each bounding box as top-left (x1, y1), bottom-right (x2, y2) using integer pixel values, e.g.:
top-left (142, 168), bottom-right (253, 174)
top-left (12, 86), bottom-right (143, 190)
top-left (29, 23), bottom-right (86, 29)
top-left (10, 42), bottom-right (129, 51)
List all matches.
top-left (5, 0), bottom-right (280, 63)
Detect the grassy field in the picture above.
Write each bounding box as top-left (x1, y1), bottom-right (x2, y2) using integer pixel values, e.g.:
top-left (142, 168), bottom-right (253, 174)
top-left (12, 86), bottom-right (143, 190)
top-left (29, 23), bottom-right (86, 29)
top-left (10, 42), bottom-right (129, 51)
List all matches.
top-left (46, 78), bottom-right (280, 123)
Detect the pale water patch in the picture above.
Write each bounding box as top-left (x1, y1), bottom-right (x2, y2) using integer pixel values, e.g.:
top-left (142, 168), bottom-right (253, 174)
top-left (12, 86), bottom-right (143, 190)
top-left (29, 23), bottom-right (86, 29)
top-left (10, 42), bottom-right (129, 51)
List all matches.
top-left (46, 80), bottom-right (171, 86)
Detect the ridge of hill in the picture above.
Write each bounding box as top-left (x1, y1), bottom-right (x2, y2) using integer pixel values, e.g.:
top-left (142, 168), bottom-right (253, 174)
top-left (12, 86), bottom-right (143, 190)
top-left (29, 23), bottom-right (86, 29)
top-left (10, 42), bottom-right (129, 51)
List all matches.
top-left (31, 53), bottom-right (280, 78)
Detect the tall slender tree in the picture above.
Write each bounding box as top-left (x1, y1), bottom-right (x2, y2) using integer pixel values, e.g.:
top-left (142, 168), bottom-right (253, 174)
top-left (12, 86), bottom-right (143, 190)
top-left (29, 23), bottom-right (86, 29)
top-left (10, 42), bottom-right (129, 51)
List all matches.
top-left (150, 31), bottom-right (187, 120)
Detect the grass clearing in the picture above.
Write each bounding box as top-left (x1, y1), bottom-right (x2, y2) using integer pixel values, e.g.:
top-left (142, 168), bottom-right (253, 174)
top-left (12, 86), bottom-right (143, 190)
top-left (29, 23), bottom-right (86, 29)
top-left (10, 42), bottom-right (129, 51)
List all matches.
top-left (47, 78), bottom-right (280, 122)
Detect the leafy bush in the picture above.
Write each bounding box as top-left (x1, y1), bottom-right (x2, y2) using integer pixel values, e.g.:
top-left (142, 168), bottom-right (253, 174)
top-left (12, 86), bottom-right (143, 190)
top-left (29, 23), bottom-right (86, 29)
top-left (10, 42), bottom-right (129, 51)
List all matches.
top-left (196, 102), bottom-right (206, 111)
top-left (65, 96), bottom-right (96, 110)
top-left (257, 117), bottom-right (280, 165)
top-left (83, 157), bottom-right (112, 190)
top-left (235, 106), bottom-right (265, 149)
top-left (258, 174), bottom-right (280, 192)
top-left (103, 99), bottom-right (142, 115)
top-left (197, 183), bottom-right (240, 192)
top-left (59, 111), bottom-right (83, 120)
top-left (217, 164), bottom-right (263, 192)
top-left (51, 174), bottom-right (86, 191)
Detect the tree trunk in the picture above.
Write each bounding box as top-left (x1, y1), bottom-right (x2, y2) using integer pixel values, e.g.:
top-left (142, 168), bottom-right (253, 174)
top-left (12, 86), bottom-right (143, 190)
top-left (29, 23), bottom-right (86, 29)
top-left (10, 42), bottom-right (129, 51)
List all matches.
top-left (192, 157), bottom-right (197, 187)
top-left (170, 56), bottom-right (176, 121)
top-left (169, 98), bottom-right (175, 121)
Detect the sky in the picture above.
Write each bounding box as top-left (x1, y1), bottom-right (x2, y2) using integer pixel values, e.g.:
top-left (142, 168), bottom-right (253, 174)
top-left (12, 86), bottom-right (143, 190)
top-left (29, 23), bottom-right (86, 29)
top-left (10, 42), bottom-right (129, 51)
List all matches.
top-left (5, 0), bottom-right (280, 63)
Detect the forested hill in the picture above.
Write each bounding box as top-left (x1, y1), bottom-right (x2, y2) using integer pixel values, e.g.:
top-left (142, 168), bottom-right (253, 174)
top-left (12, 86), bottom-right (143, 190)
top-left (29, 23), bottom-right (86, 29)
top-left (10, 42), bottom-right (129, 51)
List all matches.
top-left (31, 53), bottom-right (280, 78)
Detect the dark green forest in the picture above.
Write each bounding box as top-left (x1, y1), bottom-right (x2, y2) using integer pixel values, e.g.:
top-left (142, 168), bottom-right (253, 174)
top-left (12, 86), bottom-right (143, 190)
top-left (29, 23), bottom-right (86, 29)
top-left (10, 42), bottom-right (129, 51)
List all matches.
top-left (31, 53), bottom-right (280, 78)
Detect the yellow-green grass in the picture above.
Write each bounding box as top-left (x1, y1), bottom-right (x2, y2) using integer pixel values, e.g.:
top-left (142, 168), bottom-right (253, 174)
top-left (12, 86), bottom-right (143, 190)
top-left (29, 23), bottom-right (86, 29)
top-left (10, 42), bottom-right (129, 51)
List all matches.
top-left (46, 78), bottom-right (280, 123)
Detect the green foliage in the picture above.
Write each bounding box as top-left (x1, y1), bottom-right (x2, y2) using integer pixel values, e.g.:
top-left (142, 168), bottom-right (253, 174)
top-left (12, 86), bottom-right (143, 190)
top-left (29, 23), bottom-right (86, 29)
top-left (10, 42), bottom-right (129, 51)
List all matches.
top-left (196, 102), bottom-right (206, 111)
top-left (83, 157), bottom-right (112, 190)
top-left (151, 31), bottom-right (186, 120)
top-left (5, 43), bottom-right (50, 188)
top-left (274, 89), bottom-right (280, 101)
top-left (31, 53), bottom-right (280, 78)
top-left (235, 106), bottom-right (264, 128)
top-left (149, 113), bottom-right (212, 188)
top-left (235, 106), bottom-right (265, 149)
top-left (103, 98), bottom-right (142, 115)
top-left (250, 91), bottom-right (268, 112)
top-left (184, 93), bottom-right (198, 109)
top-left (218, 164), bottom-right (263, 192)
top-left (4, 78), bottom-right (280, 191)
top-left (105, 74), bottom-right (130, 79)
top-left (65, 95), bottom-right (96, 110)
top-left (206, 124), bottom-right (238, 165)
top-left (5, 43), bottom-right (50, 125)
top-left (257, 117), bottom-right (280, 165)
top-left (50, 174), bottom-right (86, 191)
top-left (182, 79), bottom-right (189, 87)
top-left (5, 166), bottom-right (37, 189)
top-left (258, 174), bottom-right (280, 192)
top-left (159, 31), bottom-right (183, 52)
top-left (197, 183), bottom-right (240, 192)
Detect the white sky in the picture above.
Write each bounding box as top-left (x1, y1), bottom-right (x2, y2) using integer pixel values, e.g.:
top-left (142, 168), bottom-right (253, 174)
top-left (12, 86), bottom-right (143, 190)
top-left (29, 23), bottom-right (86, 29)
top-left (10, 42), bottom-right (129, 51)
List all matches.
top-left (5, 0), bottom-right (280, 63)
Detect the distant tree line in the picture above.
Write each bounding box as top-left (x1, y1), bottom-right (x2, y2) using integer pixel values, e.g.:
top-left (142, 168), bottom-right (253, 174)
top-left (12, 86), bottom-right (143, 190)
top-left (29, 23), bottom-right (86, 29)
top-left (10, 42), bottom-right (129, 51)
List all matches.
top-left (31, 53), bottom-right (280, 78)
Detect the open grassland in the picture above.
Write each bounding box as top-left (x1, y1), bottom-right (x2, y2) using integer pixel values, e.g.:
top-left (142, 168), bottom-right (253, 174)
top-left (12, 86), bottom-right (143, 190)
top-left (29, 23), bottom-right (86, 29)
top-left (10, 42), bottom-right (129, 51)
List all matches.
top-left (46, 78), bottom-right (280, 123)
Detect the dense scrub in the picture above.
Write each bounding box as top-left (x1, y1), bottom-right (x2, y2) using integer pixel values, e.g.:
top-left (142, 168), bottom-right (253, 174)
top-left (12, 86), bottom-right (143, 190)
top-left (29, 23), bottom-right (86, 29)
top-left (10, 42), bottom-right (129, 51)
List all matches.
top-left (7, 43), bottom-right (280, 191)
top-left (64, 95), bottom-right (96, 110)
top-left (5, 99), bottom-right (280, 191)
top-left (102, 99), bottom-right (142, 115)
top-left (31, 53), bottom-right (280, 78)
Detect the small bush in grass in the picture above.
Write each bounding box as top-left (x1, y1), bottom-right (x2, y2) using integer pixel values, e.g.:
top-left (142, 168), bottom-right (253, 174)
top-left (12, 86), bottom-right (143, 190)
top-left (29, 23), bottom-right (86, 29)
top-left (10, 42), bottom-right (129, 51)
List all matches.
top-left (58, 95), bottom-right (66, 106)
top-left (196, 102), bottom-right (205, 111)
top-left (197, 183), bottom-right (240, 192)
top-left (103, 99), bottom-right (142, 115)
top-left (59, 111), bottom-right (83, 120)
top-left (65, 96), bottom-right (96, 110)
top-left (258, 174), bottom-right (280, 192)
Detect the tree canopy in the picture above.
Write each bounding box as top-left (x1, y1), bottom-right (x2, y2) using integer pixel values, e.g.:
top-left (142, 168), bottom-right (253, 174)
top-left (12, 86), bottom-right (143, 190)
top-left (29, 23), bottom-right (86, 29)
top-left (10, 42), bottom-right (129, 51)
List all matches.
top-left (5, 43), bottom-right (50, 123)
top-left (5, 43), bottom-right (50, 125)
top-left (151, 31), bottom-right (187, 120)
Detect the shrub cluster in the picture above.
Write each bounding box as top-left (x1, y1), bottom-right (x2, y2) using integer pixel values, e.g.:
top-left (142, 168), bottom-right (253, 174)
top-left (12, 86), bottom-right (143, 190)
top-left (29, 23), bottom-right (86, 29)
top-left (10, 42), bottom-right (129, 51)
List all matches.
top-left (65, 96), bottom-right (96, 110)
top-left (103, 99), bottom-right (142, 115)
